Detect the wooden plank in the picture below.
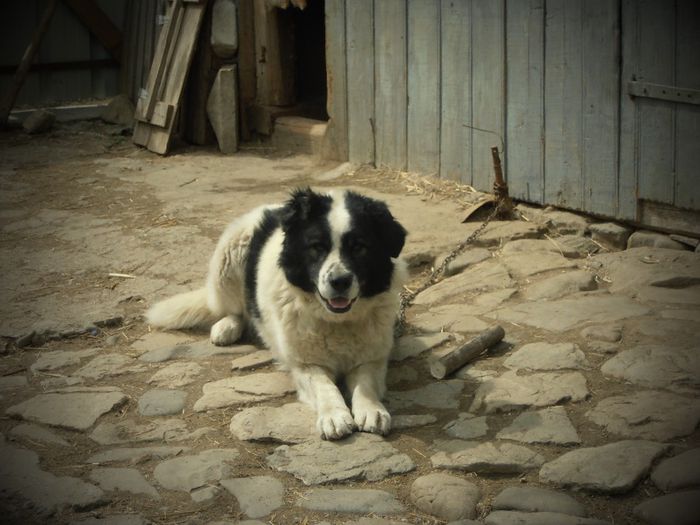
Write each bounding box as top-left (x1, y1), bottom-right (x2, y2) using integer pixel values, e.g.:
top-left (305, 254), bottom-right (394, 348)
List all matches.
top-left (62, 0), bottom-right (123, 61)
top-left (346, 0), bottom-right (375, 165)
top-left (374, 0), bottom-right (407, 170)
top-left (618, 0), bottom-right (639, 220)
top-left (674, 0), bottom-right (700, 210)
top-left (407, 0), bottom-right (440, 174)
top-left (323, 0), bottom-right (348, 161)
top-left (237, 0), bottom-right (256, 140)
top-left (439, 0), bottom-right (471, 183)
top-left (253, 0), bottom-right (294, 107)
top-left (636, 0), bottom-right (675, 205)
top-left (505, 0), bottom-right (544, 203)
top-left (581, 0), bottom-right (620, 216)
top-left (544, 0), bottom-right (583, 209)
top-left (471, 0), bottom-right (504, 192)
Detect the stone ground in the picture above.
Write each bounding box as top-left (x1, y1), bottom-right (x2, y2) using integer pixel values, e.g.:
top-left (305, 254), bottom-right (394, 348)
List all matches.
top-left (0, 121), bottom-right (699, 525)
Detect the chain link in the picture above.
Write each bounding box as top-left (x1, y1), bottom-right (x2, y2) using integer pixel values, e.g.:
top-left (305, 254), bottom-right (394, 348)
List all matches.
top-left (395, 200), bottom-right (503, 336)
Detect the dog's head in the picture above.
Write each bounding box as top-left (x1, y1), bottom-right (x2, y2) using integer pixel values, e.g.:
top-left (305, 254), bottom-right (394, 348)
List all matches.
top-left (279, 188), bottom-right (406, 317)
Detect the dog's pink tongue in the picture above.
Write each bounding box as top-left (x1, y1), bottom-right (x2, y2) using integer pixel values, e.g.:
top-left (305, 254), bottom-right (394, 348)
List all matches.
top-left (329, 297), bottom-right (351, 309)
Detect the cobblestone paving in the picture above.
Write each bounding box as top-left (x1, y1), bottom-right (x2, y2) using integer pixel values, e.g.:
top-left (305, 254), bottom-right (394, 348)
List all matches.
top-left (0, 122), bottom-right (698, 524)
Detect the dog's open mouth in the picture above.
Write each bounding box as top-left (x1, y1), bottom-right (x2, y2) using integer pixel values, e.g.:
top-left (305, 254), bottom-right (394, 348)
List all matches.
top-left (321, 295), bottom-right (356, 314)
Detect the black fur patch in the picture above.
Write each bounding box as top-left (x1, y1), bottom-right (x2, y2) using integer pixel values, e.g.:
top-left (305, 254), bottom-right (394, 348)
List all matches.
top-left (245, 207), bottom-right (283, 319)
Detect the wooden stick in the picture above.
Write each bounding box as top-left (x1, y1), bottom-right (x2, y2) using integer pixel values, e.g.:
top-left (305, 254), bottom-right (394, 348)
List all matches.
top-left (430, 325), bottom-right (505, 379)
top-left (0, 0), bottom-right (58, 129)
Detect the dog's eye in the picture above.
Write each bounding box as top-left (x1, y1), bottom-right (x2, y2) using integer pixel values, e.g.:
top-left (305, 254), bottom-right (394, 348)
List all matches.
top-left (351, 240), bottom-right (368, 256)
top-left (307, 242), bottom-right (326, 257)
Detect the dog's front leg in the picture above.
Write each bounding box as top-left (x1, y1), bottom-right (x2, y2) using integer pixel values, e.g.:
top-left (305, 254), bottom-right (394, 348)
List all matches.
top-left (291, 365), bottom-right (355, 440)
top-left (346, 361), bottom-right (391, 436)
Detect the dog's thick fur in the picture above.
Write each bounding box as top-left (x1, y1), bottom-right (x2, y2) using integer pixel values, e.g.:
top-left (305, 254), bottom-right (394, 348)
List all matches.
top-left (146, 188), bottom-right (408, 439)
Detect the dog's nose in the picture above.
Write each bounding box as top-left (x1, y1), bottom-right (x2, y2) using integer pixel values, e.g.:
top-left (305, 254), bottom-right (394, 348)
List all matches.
top-left (329, 273), bottom-right (353, 292)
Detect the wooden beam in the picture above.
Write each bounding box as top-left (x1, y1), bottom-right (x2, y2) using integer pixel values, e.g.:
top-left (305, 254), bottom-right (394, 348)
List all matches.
top-left (62, 0), bottom-right (123, 62)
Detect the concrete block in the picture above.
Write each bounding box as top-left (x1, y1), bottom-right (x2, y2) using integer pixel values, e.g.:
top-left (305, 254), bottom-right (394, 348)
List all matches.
top-left (207, 65), bottom-right (239, 154)
top-left (211, 0), bottom-right (238, 58)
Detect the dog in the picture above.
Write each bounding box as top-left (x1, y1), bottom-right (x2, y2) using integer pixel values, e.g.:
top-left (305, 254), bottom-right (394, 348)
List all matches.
top-left (146, 188), bottom-right (408, 440)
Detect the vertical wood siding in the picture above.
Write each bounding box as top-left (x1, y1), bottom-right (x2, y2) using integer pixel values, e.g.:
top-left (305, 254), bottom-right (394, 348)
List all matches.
top-left (332, 0), bottom-right (700, 221)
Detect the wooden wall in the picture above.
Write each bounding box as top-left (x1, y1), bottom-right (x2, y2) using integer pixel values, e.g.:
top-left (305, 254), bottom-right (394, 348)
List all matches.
top-left (327, 0), bottom-right (700, 224)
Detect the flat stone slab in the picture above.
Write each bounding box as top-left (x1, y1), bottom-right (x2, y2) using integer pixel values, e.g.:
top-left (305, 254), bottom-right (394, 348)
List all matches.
top-left (90, 467), bottom-right (159, 498)
top-left (267, 433), bottom-right (415, 485)
top-left (30, 348), bottom-right (98, 372)
top-left (487, 295), bottom-right (649, 332)
top-left (492, 486), bottom-right (587, 516)
top-left (522, 270), bottom-right (598, 301)
top-left (391, 414), bottom-right (438, 430)
top-left (431, 440), bottom-right (545, 474)
top-left (220, 476), bottom-right (284, 518)
top-left (504, 342), bottom-right (589, 371)
top-left (74, 354), bottom-right (147, 379)
top-left (0, 441), bottom-right (105, 515)
top-left (153, 449), bottom-right (240, 492)
top-left (194, 371), bottom-right (295, 411)
top-left (137, 389), bottom-right (186, 416)
top-left (386, 380), bottom-right (464, 410)
top-left (147, 362), bottom-right (203, 387)
top-left (650, 448), bottom-right (700, 492)
top-left (586, 390), bottom-right (700, 441)
top-left (6, 387), bottom-right (127, 431)
top-left (496, 406), bottom-right (581, 445)
top-left (412, 307), bottom-right (489, 334)
top-left (229, 402), bottom-right (315, 443)
top-left (391, 333), bottom-right (451, 361)
top-left (139, 340), bottom-right (257, 363)
top-left (633, 489), bottom-right (700, 525)
top-left (10, 422), bottom-right (70, 446)
top-left (0, 375), bottom-right (27, 390)
top-left (469, 371), bottom-right (589, 414)
top-left (410, 472), bottom-right (481, 521)
top-left (601, 345), bottom-right (700, 391)
top-left (443, 413), bottom-right (489, 439)
top-left (230, 350), bottom-right (274, 370)
top-left (70, 515), bottom-right (151, 525)
top-left (297, 488), bottom-right (405, 515)
top-left (87, 446), bottom-right (188, 465)
top-left (485, 511), bottom-right (609, 525)
top-left (90, 418), bottom-right (212, 445)
top-left (539, 440), bottom-right (669, 494)
top-left (443, 247), bottom-right (492, 276)
top-left (500, 252), bottom-right (577, 279)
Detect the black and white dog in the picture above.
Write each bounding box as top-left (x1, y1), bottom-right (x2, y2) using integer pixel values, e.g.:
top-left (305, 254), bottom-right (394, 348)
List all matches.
top-left (146, 188), bottom-right (408, 439)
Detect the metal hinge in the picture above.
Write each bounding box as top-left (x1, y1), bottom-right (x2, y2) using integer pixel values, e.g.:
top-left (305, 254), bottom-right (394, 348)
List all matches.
top-left (628, 81), bottom-right (700, 106)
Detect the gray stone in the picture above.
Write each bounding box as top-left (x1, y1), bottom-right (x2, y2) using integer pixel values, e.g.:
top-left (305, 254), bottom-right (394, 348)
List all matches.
top-left (501, 252), bottom-right (577, 279)
top-left (522, 271), bottom-right (598, 301)
top-left (87, 446), bottom-right (188, 465)
top-left (210, 0), bottom-right (238, 58)
top-left (220, 476), bottom-right (284, 518)
top-left (443, 413), bottom-right (489, 439)
top-left (387, 364), bottom-right (420, 386)
top-left (391, 333), bottom-right (451, 361)
top-left (39, 375), bottom-right (84, 389)
top-left (0, 374), bottom-right (28, 390)
top-left (542, 210), bottom-right (590, 235)
top-left (207, 65), bottom-right (239, 154)
top-left (100, 94), bottom-right (135, 127)
top-left (651, 448), bottom-right (700, 492)
top-left (410, 472), bottom-right (481, 521)
top-left (391, 414), bottom-right (438, 430)
top-left (74, 353), bottom-right (147, 379)
top-left (443, 247), bottom-right (492, 276)
top-left (191, 485), bottom-right (219, 502)
top-left (468, 288), bottom-right (518, 314)
top-left (485, 511), bottom-right (609, 525)
top-left (130, 332), bottom-right (195, 355)
top-left (10, 422), bottom-right (70, 446)
top-left (502, 238), bottom-right (577, 256)
top-left (90, 418), bottom-right (212, 445)
top-left (589, 222), bottom-right (632, 250)
top-left (147, 361), bottom-right (203, 387)
top-left (413, 306), bottom-right (490, 334)
top-left (586, 390), bottom-right (700, 441)
top-left (496, 406), bottom-right (580, 445)
top-left (0, 441), bottom-right (105, 514)
top-left (23, 109), bottom-right (56, 134)
top-left (137, 389), bottom-right (186, 416)
top-left (539, 440), bottom-right (669, 494)
top-left (90, 467), bottom-right (159, 498)
top-left (267, 433), bottom-right (415, 485)
top-left (580, 324), bottom-right (622, 342)
top-left (138, 340), bottom-right (254, 363)
top-left (153, 449), bottom-right (239, 492)
top-left (472, 220), bottom-right (544, 247)
top-left (492, 486), bottom-right (587, 516)
top-left (71, 515), bottom-right (151, 525)
top-left (487, 294), bottom-right (649, 332)
top-left (31, 348), bottom-right (98, 372)
top-left (454, 366), bottom-right (499, 384)
top-left (297, 488), bottom-right (405, 515)
top-left (633, 490), bottom-right (700, 525)
top-left (386, 380), bottom-right (464, 410)
top-left (554, 235), bottom-right (601, 258)
top-left (504, 342), bottom-right (589, 371)
top-left (6, 387), bottom-right (127, 431)
top-left (230, 350), bottom-right (273, 370)
top-left (469, 371), bottom-right (589, 414)
top-left (229, 402), bottom-right (315, 443)
top-left (628, 231), bottom-right (687, 251)
top-left (194, 371), bottom-right (295, 411)
top-left (601, 345), bottom-right (700, 391)
top-left (432, 440), bottom-right (545, 474)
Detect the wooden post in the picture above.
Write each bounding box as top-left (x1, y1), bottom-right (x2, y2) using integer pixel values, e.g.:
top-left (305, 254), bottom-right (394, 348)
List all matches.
top-left (430, 325), bottom-right (505, 379)
top-left (0, 0), bottom-right (58, 129)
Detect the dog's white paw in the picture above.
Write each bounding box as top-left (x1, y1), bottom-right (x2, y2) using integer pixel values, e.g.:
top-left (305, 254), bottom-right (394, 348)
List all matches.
top-left (210, 316), bottom-right (243, 346)
top-left (317, 407), bottom-right (355, 440)
top-left (353, 404), bottom-right (391, 436)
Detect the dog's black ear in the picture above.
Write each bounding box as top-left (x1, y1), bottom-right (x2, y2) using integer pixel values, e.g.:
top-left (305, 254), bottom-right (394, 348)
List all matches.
top-left (280, 187), bottom-right (315, 230)
top-left (375, 206), bottom-right (407, 258)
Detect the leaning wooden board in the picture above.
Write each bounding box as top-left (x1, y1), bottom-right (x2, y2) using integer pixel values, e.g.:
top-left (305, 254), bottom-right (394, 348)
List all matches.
top-left (133, 0), bottom-right (206, 155)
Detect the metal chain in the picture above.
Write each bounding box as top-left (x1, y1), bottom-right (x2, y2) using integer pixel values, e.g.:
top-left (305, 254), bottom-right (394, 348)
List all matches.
top-left (396, 200), bottom-right (503, 336)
